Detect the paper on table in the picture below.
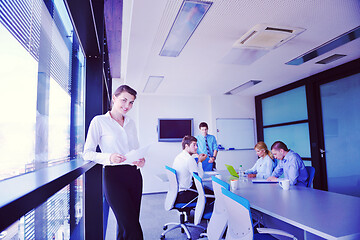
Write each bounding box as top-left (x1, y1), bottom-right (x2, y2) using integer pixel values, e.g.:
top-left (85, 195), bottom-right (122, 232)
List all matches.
top-left (252, 179), bottom-right (278, 183)
top-left (123, 145), bottom-right (151, 164)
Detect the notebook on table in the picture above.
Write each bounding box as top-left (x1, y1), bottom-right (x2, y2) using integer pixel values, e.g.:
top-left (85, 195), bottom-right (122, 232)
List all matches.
top-left (225, 164), bottom-right (239, 178)
top-left (252, 179), bottom-right (278, 183)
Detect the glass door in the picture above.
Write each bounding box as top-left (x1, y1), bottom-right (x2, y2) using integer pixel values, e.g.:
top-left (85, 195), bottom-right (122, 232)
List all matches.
top-left (319, 73), bottom-right (360, 197)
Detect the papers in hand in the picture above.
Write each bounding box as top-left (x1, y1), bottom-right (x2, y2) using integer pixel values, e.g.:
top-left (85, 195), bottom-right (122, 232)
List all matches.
top-left (123, 145), bottom-right (151, 164)
top-left (111, 145), bottom-right (151, 165)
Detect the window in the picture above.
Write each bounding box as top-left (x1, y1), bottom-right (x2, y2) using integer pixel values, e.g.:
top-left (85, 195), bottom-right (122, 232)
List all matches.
top-left (260, 86), bottom-right (311, 158)
top-left (0, 0), bottom-right (85, 238)
top-left (0, 0), bottom-right (85, 180)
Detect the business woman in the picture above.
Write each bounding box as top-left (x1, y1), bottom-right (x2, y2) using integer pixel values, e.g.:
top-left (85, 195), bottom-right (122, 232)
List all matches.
top-left (245, 141), bottom-right (275, 179)
top-left (83, 85), bottom-right (145, 240)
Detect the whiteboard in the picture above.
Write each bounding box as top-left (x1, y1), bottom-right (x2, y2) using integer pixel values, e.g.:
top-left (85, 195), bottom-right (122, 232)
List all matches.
top-left (216, 118), bottom-right (255, 150)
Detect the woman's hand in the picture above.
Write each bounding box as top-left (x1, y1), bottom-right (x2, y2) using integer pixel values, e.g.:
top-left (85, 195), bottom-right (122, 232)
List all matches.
top-left (133, 158), bottom-right (145, 168)
top-left (110, 153), bottom-right (126, 164)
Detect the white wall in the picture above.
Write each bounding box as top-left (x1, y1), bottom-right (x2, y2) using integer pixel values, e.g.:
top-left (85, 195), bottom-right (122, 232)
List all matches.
top-left (132, 94), bottom-right (257, 193)
top-left (209, 95), bottom-right (258, 171)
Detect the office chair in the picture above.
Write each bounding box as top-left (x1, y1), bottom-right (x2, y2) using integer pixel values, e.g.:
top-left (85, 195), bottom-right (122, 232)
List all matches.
top-left (193, 172), bottom-right (215, 224)
top-left (205, 176), bottom-right (231, 240)
top-left (305, 166), bottom-right (315, 188)
top-left (221, 187), bottom-right (297, 240)
top-left (161, 166), bottom-right (204, 240)
top-left (193, 172), bottom-right (215, 238)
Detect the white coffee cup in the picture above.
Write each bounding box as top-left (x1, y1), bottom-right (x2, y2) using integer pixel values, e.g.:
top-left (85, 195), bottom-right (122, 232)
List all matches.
top-left (230, 179), bottom-right (238, 191)
top-left (279, 179), bottom-right (290, 190)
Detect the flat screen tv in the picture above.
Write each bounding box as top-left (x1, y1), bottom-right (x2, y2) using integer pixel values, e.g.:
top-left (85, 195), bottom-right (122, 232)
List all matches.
top-left (158, 118), bottom-right (193, 142)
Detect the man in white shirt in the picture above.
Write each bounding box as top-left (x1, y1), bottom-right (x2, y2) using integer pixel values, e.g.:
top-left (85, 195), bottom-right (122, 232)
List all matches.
top-left (172, 135), bottom-right (207, 203)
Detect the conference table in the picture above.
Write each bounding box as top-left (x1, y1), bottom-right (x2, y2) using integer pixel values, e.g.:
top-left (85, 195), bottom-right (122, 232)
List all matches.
top-left (204, 171), bottom-right (360, 240)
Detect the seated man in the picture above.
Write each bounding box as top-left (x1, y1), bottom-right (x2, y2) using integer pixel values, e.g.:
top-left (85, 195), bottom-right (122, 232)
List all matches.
top-left (173, 135), bottom-right (212, 204)
top-left (267, 141), bottom-right (308, 186)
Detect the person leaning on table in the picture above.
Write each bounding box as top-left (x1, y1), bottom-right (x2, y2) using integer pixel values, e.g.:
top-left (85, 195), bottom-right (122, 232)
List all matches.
top-left (245, 141), bottom-right (275, 179)
top-left (267, 141), bottom-right (308, 186)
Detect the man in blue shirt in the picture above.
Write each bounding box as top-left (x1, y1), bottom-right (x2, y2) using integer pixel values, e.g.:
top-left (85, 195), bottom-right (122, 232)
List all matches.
top-left (196, 122), bottom-right (218, 171)
top-left (267, 141), bottom-right (308, 186)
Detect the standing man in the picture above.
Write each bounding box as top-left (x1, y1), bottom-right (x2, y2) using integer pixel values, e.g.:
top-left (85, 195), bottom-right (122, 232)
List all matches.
top-left (196, 122), bottom-right (218, 171)
top-left (267, 141), bottom-right (308, 186)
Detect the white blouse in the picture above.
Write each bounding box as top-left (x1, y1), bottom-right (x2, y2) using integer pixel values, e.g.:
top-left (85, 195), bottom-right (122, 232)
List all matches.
top-left (83, 112), bottom-right (139, 166)
top-left (245, 154), bottom-right (274, 179)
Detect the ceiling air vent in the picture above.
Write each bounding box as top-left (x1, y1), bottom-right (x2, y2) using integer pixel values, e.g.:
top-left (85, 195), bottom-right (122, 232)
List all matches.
top-left (233, 24), bottom-right (305, 50)
top-left (315, 54), bottom-right (346, 64)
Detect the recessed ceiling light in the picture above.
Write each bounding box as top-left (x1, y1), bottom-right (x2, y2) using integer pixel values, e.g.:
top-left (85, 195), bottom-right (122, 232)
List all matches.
top-left (286, 25), bottom-right (360, 65)
top-left (159, 0), bottom-right (212, 57)
top-left (315, 54), bottom-right (347, 64)
top-left (225, 80), bottom-right (262, 95)
top-left (143, 76), bottom-right (164, 93)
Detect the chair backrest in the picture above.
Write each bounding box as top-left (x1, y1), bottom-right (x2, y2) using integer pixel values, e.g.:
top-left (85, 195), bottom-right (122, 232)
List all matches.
top-left (164, 165), bottom-right (179, 211)
top-left (193, 172), bottom-right (206, 225)
top-left (221, 187), bottom-right (254, 240)
top-left (305, 166), bottom-right (315, 188)
top-left (207, 176), bottom-right (230, 240)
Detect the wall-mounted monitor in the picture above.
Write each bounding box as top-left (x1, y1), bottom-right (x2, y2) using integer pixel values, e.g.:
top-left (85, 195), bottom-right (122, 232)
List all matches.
top-left (158, 118), bottom-right (193, 142)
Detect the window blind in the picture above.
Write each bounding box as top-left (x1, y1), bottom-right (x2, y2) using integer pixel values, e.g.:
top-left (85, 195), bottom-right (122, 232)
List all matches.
top-left (0, 0), bottom-right (72, 95)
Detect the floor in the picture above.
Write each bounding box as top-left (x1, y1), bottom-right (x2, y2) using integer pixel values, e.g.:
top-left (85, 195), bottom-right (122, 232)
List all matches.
top-left (105, 193), bottom-right (207, 240)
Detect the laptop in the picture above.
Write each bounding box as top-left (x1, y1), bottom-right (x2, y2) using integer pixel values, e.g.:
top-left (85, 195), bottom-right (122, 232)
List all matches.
top-left (225, 164), bottom-right (239, 178)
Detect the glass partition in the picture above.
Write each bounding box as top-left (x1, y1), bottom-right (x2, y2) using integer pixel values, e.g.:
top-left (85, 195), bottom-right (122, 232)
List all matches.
top-left (262, 86), bottom-right (308, 126)
top-left (261, 86), bottom-right (311, 158)
top-left (264, 123), bottom-right (311, 158)
top-left (320, 73), bottom-right (360, 197)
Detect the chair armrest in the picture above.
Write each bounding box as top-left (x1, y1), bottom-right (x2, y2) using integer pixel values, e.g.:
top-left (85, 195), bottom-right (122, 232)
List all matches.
top-left (204, 194), bottom-right (215, 198)
top-left (184, 188), bottom-right (197, 193)
top-left (257, 228), bottom-right (297, 240)
top-left (180, 196), bottom-right (198, 209)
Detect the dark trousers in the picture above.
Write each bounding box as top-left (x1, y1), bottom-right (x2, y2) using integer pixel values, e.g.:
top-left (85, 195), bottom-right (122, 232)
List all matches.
top-left (104, 165), bottom-right (143, 240)
top-left (175, 181), bottom-right (214, 204)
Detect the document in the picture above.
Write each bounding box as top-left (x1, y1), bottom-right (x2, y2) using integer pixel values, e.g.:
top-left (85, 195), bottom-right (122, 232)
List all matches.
top-left (123, 145), bottom-right (151, 164)
top-left (252, 179), bottom-right (278, 183)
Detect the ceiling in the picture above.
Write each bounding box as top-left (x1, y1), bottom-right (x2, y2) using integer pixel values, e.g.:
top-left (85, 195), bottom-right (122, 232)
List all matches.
top-left (106, 0), bottom-right (360, 97)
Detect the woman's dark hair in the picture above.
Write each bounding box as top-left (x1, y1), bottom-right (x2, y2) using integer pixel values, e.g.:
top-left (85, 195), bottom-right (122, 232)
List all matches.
top-left (271, 141), bottom-right (289, 151)
top-left (111, 85), bottom-right (137, 108)
top-left (114, 85), bottom-right (137, 98)
top-left (182, 135), bottom-right (197, 150)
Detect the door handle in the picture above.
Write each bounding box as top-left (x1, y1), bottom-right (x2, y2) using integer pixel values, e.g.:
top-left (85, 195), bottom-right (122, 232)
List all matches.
top-left (320, 148), bottom-right (326, 158)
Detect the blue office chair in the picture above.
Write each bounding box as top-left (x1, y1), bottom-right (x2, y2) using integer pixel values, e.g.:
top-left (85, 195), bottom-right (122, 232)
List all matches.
top-left (161, 166), bottom-right (204, 240)
top-left (221, 187), bottom-right (297, 240)
top-left (193, 172), bottom-right (215, 224)
top-left (193, 172), bottom-right (215, 238)
top-left (205, 176), bottom-right (230, 240)
top-left (305, 166), bottom-right (315, 188)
